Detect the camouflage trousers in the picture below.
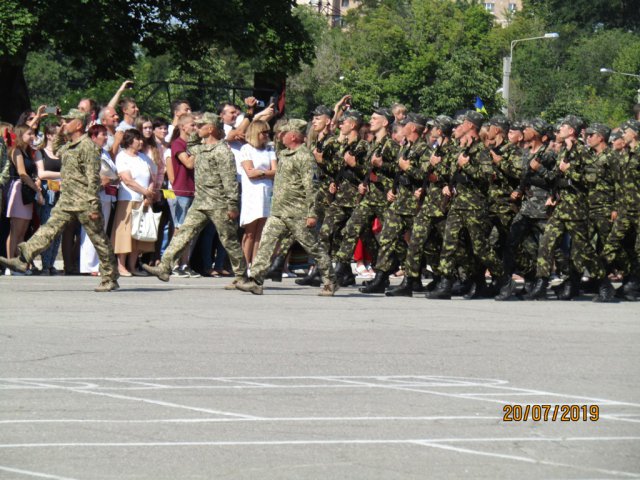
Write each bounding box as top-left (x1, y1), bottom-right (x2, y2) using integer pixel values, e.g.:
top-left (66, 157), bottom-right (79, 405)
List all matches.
top-left (504, 212), bottom-right (547, 277)
top-left (319, 203), bottom-right (353, 258)
top-left (20, 206), bottom-right (117, 281)
top-left (602, 212), bottom-right (639, 276)
top-left (160, 208), bottom-right (246, 280)
top-left (438, 208), bottom-right (504, 279)
top-left (489, 208), bottom-right (516, 258)
top-left (588, 209), bottom-right (614, 255)
top-left (404, 206), bottom-right (446, 279)
top-left (251, 216), bottom-right (336, 285)
top-left (536, 215), bottom-right (605, 279)
top-left (375, 210), bottom-right (414, 273)
top-left (333, 201), bottom-right (384, 264)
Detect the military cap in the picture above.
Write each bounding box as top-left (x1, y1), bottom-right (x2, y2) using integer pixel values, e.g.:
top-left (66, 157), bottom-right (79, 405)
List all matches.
top-left (312, 105), bottom-right (332, 118)
top-left (609, 130), bottom-right (623, 142)
top-left (452, 114), bottom-right (465, 126)
top-left (61, 108), bottom-right (88, 122)
top-left (280, 118), bottom-right (307, 134)
top-left (509, 121), bottom-right (525, 132)
top-left (273, 119), bottom-right (289, 133)
top-left (425, 117), bottom-right (435, 127)
top-left (525, 118), bottom-right (550, 136)
top-left (622, 119), bottom-right (640, 133)
top-left (561, 114), bottom-right (584, 132)
top-left (488, 115), bottom-right (510, 132)
top-left (195, 112), bottom-right (223, 129)
top-left (405, 112), bottom-right (427, 127)
top-left (585, 122), bottom-right (611, 141)
top-left (434, 115), bottom-right (454, 133)
top-left (343, 109), bottom-right (363, 123)
top-left (462, 110), bottom-right (484, 129)
top-left (372, 107), bottom-right (394, 124)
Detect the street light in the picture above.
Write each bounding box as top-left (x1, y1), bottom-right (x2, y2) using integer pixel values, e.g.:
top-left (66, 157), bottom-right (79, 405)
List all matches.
top-left (600, 68), bottom-right (640, 103)
top-left (502, 33), bottom-right (559, 117)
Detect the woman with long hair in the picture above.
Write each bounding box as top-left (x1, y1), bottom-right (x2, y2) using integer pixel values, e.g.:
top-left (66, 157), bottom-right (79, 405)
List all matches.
top-left (238, 120), bottom-right (277, 267)
top-left (5, 125), bottom-right (44, 274)
top-left (110, 129), bottom-right (156, 276)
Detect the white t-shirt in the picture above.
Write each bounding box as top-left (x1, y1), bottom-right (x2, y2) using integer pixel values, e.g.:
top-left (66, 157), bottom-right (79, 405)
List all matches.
top-left (115, 151), bottom-right (153, 202)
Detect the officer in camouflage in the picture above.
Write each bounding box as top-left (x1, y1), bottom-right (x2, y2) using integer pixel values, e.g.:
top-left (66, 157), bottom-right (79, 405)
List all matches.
top-left (142, 112), bottom-right (248, 288)
top-left (237, 119), bottom-right (338, 296)
top-left (0, 109), bottom-right (119, 292)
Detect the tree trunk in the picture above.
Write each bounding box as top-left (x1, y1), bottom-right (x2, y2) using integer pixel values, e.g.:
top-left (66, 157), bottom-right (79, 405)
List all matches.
top-left (0, 59), bottom-right (31, 124)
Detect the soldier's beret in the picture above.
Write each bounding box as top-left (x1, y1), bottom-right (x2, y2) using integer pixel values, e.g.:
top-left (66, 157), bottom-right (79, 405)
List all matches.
top-left (312, 105), bottom-right (332, 118)
top-left (61, 108), bottom-right (88, 122)
top-left (372, 107), bottom-right (394, 124)
top-left (622, 119), bottom-right (640, 133)
top-left (561, 114), bottom-right (584, 132)
top-left (195, 112), bottom-right (223, 130)
top-left (462, 110), bottom-right (484, 129)
top-left (280, 118), bottom-right (307, 134)
top-left (405, 112), bottom-right (427, 127)
top-left (342, 109), bottom-right (363, 123)
top-left (609, 130), bottom-right (623, 142)
top-left (585, 122), bottom-right (611, 141)
top-left (488, 115), bottom-right (510, 132)
top-left (525, 118), bottom-right (550, 136)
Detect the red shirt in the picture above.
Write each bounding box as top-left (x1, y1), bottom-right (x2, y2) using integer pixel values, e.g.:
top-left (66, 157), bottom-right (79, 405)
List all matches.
top-left (170, 137), bottom-right (195, 197)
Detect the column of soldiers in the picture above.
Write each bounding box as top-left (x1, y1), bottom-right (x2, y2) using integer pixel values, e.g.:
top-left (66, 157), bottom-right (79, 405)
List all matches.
top-left (2, 102), bottom-right (638, 302)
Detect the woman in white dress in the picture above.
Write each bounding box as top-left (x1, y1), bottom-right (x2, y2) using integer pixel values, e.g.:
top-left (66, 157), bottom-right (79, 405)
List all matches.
top-left (238, 120), bottom-right (277, 266)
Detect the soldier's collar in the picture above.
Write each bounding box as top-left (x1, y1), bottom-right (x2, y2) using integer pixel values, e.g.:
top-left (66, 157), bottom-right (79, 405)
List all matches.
top-left (69, 133), bottom-right (88, 147)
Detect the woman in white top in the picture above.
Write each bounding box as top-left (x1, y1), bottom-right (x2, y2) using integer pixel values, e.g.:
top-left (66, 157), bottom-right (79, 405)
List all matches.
top-left (110, 129), bottom-right (155, 276)
top-left (238, 120), bottom-right (277, 266)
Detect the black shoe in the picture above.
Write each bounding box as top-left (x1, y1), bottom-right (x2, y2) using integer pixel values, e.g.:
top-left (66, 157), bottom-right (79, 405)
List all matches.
top-left (265, 255), bottom-right (285, 283)
top-left (463, 275), bottom-right (490, 300)
top-left (557, 274), bottom-right (581, 301)
top-left (524, 277), bottom-right (549, 300)
top-left (412, 278), bottom-right (426, 293)
top-left (622, 277), bottom-right (638, 301)
top-left (425, 277), bottom-right (453, 300)
top-left (335, 262), bottom-right (356, 287)
top-left (295, 268), bottom-right (321, 287)
top-left (426, 275), bottom-right (441, 292)
top-left (359, 271), bottom-right (389, 294)
top-left (593, 278), bottom-right (615, 303)
top-left (451, 278), bottom-right (473, 297)
top-left (495, 276), bottom-right (517, 301)
top-left (385, 276), bottom-right (416, 297)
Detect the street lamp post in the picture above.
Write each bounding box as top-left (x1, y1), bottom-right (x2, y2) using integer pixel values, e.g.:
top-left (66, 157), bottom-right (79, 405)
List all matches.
top-left (502, 33), bottom-right (559, 117)
top-left (600, 68), bottom-right (640, 103)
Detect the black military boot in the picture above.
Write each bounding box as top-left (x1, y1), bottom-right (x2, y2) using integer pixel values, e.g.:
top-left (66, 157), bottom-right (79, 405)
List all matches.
top-left (264, 255), bottom-right (285, 283)
top-left (557, 273), bottom-right (581, 301)
top-left (451, 278), bottom-right (473, 297)
top-left (622, 276), bottom-right (638, 301)
top-left (425, 277), bottom-right (453, 300)
top-left (412, 277), bottom-right (426, 293)
top-left (463, 274), bottom-right (488, 300)
top-left (334, 262), bottom-right (356, 287)
top-left (385, 276), bottom-right (416, 297)
top-left (593, 277), bottom-right (615, 303)
top-left (358, 271), bottom-right (389, 294)
top-left (495, 275), bottom-right (517, 301)
top-left (426, 275), bottom-right (441, 292)
top-left (295, 267), bottom-right (322, 287)
top-left (524, 277), bottom-right (549, 300)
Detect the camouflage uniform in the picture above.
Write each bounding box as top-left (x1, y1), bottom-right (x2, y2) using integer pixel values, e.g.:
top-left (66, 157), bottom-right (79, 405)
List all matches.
top-left (156, 140), bottom-right (247, 282)
top-left (437, 138), bottom-right (505, 279)
top-left (333, 135), bottom-right (398, 264)
top-left (18, 133), bottom-right (118, 281)
top-left (375, 137), bottom-right (429, 273)
top-left (536, 142), bottom-right (606, 280)
top-left (312, 133), bottom-right (342, 221)
top-left (250, 144), bottom-right (336, 285)
top-left (319, 137), bottom-right (369, 257)
top-left (584, 147), bottom-right (616, 254)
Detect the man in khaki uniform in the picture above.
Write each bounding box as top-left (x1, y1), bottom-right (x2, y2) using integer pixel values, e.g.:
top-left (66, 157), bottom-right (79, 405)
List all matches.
top-left (0, 109), bottom-right (118, 292)
top-left (143, 112), bottom-right (248, 288)
top-left (237, 119), bottom-right (338, 296)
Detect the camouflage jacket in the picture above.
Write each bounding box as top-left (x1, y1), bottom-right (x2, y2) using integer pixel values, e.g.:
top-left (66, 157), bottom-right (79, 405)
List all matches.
top-left (420, 141), bottom-right (456, 218)
top-left (390, 137), bottom-right (430, 215)
top-left (488, 141), bottom-right (522, 215)
top-left (546, 142), bottom-right (590, 221)
top-left (271, 144), bottom-right (318, 219)
top-left (191, 141), bottom-right (239, 213)
top-left (613, 145), bottom-right (640, 214)
top-left (518, 144), bottom-right (556, 219)
top-left (361, 134), bottom-right (399, 207)
top-left (584, 147), bottom-right (616, 213)
top-left (449, 138), bottom-right (492, 212)
top-left (53, 134), bottom-right (101, 212)
top-left (312, 133), bottom-right (341, 188)
top-left (333, 137), bottom-right (369, 208)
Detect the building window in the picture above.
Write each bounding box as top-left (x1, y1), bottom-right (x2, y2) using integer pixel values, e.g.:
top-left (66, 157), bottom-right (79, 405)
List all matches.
top-left (508, 2), bottom-right (517, 11)
top-left (341, 0), bottom-right (349, 7)
top-left (484, 2), bottom-right (495, 12)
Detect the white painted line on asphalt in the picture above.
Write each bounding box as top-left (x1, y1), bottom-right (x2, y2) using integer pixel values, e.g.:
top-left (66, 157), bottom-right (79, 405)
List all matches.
top-left (413, 441), bottom-right (640, 478)
top-left (8, 380), bottom-right (262, 420)
top-left (0, 415), bottom-right (500, 425)
top-left (0, 465), bottom-right (79, 480)
top-left (0, 436), bottom-right (639, 449)
top-left (601, 414), bottom-right (640, 424)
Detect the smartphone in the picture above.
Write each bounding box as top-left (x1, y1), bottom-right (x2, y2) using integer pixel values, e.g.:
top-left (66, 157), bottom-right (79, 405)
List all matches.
top-left (44, 106), bottom-right (58, 115)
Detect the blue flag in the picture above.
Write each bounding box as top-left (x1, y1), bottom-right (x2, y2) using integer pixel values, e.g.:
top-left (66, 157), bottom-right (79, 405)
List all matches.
top-left (474, 96), bottom-right (488, 115)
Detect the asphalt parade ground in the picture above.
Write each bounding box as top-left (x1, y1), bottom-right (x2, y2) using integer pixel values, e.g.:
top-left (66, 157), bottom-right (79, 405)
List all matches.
top-left (0, 274), bottom-right (639, 479)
